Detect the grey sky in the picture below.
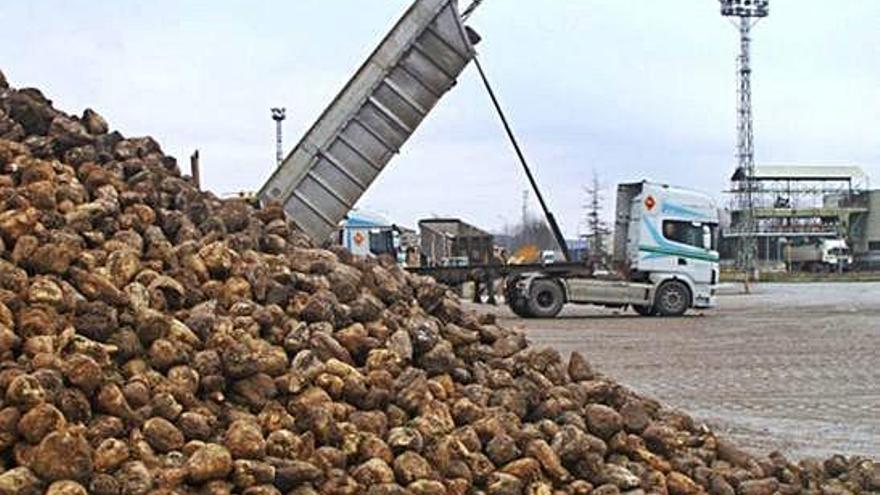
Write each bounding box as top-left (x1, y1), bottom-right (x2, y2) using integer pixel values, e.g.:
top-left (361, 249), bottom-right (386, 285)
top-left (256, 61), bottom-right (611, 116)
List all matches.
top-left (1, 1), bottom-right (877, 237)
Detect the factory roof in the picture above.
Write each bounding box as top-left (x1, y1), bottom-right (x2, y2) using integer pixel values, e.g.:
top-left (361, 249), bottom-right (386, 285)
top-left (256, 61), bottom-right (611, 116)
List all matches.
top-left (731, 165), bottom-right (866, 182)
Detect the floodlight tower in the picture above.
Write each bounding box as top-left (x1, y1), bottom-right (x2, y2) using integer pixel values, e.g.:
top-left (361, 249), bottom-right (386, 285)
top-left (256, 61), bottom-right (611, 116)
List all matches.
top-left (720, 0), bottom-right (768, 277)
top-left (271, 107), bottom-right (286, 167)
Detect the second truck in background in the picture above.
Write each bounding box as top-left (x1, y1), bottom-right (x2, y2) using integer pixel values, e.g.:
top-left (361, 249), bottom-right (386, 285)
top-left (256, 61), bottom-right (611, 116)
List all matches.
top-left (786, 238), bottom-right (853, 272)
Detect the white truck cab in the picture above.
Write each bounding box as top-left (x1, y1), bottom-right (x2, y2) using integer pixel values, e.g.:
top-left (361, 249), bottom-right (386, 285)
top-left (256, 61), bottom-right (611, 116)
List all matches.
top-left (540, 250), bottom-right (558, 265)
top-left (339, 211), bottom-right (403, 264)
top-left (819, 239), bottom-right (853, 268)
top-left (618, 181), bottom-right (720, 310)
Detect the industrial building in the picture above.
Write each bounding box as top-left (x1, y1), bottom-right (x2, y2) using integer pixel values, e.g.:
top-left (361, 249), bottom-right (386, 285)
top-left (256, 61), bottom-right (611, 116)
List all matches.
top-left (419, 218), bottom-right (494, 267)
top-left (849, 190), bottom-right (880, 269)
top-left (723, 165), bottom-right (872, 268)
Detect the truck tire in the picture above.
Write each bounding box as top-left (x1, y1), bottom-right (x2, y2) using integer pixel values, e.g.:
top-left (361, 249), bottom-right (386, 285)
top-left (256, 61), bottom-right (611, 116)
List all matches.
top-left (526, 279), bottom-right (565, 318)
top-left (654, 280), bottom-right (691, 317)
top-left (509, 296), bottom-right (532, 318)
top-left (633, 304), bottom-right (657, 317)
top-left (505, 278), bottom-right (532, 318)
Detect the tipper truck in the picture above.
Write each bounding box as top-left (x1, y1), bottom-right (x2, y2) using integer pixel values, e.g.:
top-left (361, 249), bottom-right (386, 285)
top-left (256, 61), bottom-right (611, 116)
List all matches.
top-left (786, 238), bottom-right (852, 272)
top-left (257, 0), bottom-right (721, 317)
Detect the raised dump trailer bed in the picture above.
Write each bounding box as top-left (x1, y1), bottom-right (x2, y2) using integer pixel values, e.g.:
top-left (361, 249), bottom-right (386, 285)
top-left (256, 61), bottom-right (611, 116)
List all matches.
top-left (258, 0), bottom-right (477, 243)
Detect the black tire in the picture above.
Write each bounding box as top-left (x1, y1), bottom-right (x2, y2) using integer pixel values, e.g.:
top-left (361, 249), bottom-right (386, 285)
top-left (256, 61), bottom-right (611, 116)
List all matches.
top-left (526, 279), bottom-right (565, 318)
top-left (509, 296), bottom-right (532, 318)
top-left (505, 278), bottom-right (532, 318)
top-left (633, 304), bottom-right (658, 317)
top-left (654, 280), bottom-right (691, 317)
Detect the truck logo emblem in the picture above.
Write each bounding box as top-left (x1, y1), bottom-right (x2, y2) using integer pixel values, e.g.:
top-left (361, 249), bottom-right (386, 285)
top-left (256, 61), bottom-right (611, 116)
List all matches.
top-left (353, 232), bottom-right (366, 245)
top-left (645, 196), bottom-right (657, 211)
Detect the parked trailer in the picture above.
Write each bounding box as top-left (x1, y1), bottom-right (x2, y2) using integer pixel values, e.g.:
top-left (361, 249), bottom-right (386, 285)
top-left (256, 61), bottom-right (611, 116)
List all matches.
top-left (258, 0), bottom-right (478, 243)
top-left (419, 218), bottom-right (494, 267)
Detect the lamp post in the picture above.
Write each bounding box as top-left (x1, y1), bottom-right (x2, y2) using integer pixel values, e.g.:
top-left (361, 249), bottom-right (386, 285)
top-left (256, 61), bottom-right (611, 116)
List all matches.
top-left (271, 107), bottom-right (287, 167)
top-left (720, 0), bottom-right (769, 279)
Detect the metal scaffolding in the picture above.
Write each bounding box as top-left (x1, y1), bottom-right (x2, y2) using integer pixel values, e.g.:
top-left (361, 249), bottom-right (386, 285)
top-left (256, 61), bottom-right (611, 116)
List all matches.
top-left (722, 165), bottom-right (867, 266)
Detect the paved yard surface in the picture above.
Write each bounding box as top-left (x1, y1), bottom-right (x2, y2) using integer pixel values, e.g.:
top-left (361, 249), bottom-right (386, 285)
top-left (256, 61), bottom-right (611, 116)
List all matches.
top-left (466, 282), bottom-right (880, 460)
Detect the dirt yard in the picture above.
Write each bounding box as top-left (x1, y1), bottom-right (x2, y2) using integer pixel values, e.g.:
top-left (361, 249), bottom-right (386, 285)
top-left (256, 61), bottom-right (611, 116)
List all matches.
top-left (465, 282), bottom-right (880, 460)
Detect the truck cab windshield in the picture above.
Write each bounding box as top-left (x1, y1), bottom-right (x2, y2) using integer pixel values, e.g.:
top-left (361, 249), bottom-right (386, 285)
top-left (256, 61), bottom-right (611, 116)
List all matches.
top-left (663, 220), bottom-right (719, 250)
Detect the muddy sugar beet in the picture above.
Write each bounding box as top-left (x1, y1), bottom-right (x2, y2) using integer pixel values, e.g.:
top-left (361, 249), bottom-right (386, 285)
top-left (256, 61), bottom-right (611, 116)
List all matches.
top-left (0, 68), bottom-right (878, 494)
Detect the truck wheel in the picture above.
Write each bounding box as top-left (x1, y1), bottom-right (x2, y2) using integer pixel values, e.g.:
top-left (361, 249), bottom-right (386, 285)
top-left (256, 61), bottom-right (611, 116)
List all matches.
top-left (509, 296), bottom-right (532, 318)
top-left (633, 304), bottom-right (657, 317)
top-left (526, 279), bottom-right (564, 318)
top-left (655, 280), bottom-right (691, 317)
top-left (505, 278), bottom-right (531, 318)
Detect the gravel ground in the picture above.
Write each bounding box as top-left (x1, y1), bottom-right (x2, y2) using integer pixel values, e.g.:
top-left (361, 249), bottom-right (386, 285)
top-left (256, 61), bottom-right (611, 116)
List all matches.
top-left (465, 282), bottom-right (880, 460)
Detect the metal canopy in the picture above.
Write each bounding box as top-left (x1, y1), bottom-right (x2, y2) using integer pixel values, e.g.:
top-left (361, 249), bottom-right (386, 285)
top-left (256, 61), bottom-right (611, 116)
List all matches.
top-left (731, 165), bottom-right (866, 182)
top-left (258, 0), bottom-right (477, 243)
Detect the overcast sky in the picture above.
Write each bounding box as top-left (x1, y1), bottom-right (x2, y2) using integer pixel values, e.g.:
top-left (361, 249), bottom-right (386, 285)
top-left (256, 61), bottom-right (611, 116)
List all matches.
top-left (1, 1), bottom-right (877, 237)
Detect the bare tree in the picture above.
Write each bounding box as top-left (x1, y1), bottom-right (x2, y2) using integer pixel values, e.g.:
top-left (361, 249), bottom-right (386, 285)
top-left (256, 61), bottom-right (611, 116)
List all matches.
top-left (584, 171), bottom-right (611, 265)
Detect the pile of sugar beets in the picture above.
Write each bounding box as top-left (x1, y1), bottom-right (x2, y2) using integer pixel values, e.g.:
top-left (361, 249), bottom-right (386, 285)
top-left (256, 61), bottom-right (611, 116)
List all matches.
top-left (0, 68), bottom-right (877, 495)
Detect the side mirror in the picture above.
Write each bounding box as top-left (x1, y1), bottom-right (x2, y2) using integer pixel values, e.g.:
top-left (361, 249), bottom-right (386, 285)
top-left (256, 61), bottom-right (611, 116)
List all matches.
top-left (702, 225), bottom-right (712, 250)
